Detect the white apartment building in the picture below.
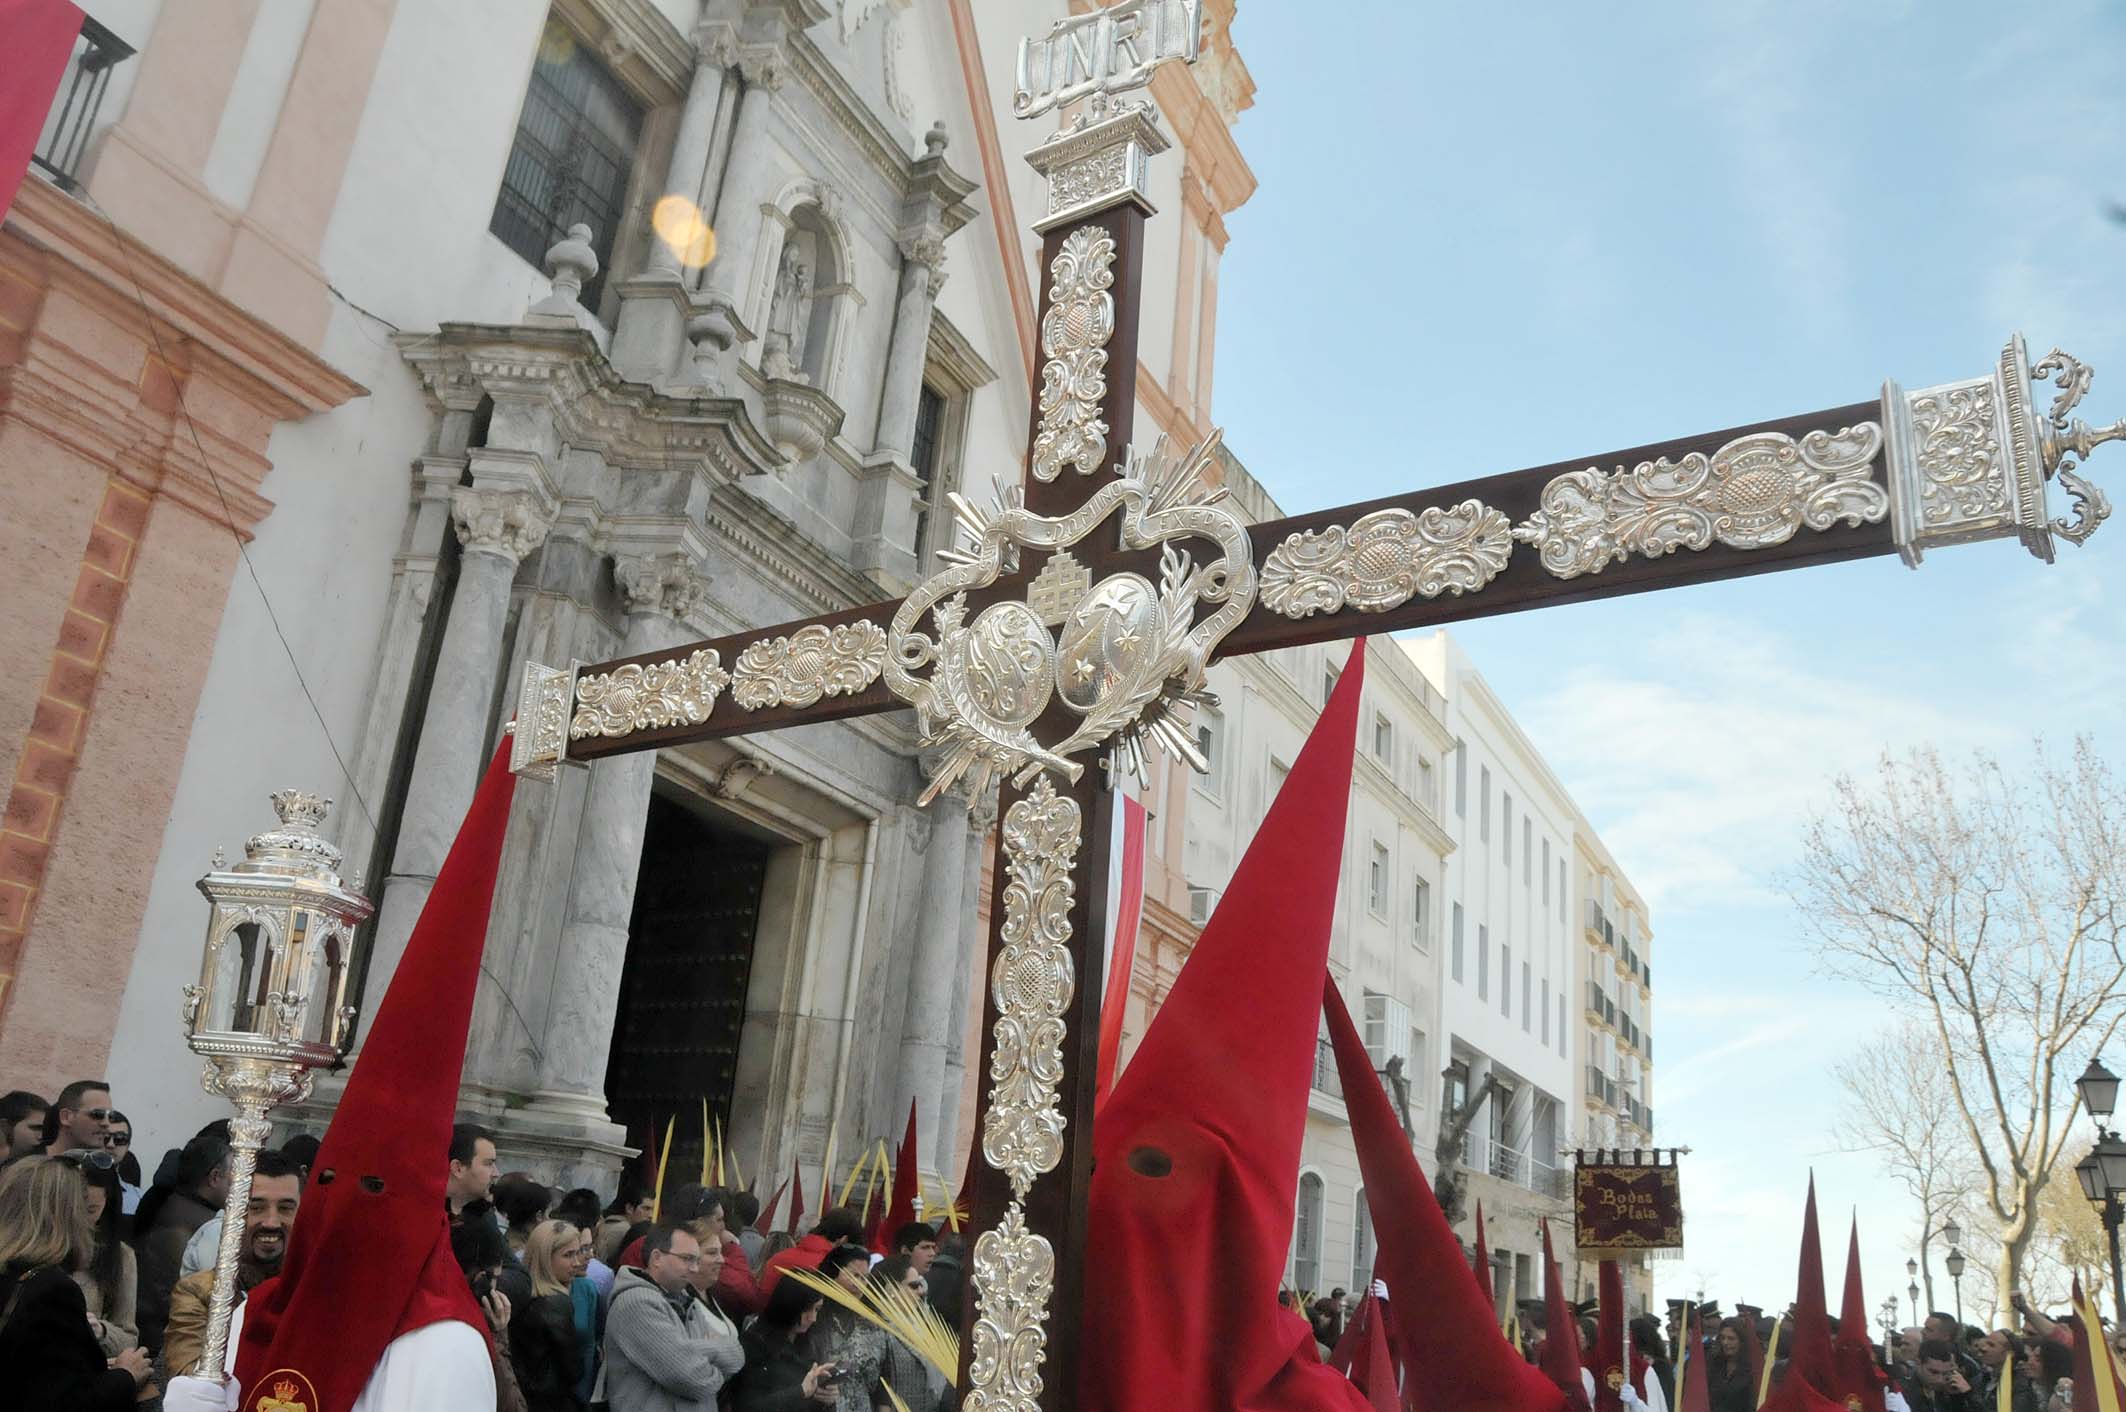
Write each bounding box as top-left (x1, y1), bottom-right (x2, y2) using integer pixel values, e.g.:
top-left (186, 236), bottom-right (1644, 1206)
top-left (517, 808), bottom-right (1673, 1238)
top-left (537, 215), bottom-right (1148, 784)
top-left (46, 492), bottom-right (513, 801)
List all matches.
top-left (1401, 630), bottom-right (1586, 1316)
top-left (1175, 451), bottom-right (1457, 1301)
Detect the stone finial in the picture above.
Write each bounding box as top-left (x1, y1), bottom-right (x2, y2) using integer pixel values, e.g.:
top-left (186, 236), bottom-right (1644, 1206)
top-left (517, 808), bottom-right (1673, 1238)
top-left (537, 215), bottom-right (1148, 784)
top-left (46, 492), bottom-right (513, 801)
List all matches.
top-left (923, 121), bottom-right (948, 158)
top-left (529, 224), bottom-right (599, 318)
top-left (686, 304), bottom-right (737, 391)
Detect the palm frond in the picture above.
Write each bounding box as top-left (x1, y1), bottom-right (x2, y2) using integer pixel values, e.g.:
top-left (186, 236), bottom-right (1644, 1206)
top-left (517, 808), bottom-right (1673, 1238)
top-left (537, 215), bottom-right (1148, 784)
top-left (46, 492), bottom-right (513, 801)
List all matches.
top-left (784, 1266), bottom-right (961, 1382)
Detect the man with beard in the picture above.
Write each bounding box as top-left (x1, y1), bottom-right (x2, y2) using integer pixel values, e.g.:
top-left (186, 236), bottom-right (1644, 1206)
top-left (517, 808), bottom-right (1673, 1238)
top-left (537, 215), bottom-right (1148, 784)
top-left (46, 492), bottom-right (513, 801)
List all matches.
top-left (160, 1150), bottom-right (303, 1377)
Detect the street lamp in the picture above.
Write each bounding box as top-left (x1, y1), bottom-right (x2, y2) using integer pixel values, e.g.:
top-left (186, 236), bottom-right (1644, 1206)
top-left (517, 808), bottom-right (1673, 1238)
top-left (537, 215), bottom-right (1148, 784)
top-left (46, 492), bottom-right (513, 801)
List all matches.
top-left (1906, 1260), bottom-right (1918, 1324)
top-left (1944, 1246), bottom-right (1965, 1324)
top-left (2077, 1056), bottom-right (2126, 1321)
top-left (1907, 1281), bottom-right (1920, 1327)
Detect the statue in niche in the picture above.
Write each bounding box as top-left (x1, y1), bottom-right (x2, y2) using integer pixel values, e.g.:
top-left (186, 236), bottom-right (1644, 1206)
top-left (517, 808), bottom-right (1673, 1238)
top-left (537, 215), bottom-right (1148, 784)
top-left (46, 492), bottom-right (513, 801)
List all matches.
top-left (762, 241), bottom-right (814, 382)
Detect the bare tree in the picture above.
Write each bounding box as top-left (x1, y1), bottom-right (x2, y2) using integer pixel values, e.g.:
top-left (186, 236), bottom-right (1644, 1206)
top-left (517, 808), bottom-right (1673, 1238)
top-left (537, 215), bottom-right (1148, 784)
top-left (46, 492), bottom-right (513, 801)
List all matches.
top-left (1790, 739), bottom-right (2126, 1298)
top-left (1833, 1021), bottom-right (1977, 1313)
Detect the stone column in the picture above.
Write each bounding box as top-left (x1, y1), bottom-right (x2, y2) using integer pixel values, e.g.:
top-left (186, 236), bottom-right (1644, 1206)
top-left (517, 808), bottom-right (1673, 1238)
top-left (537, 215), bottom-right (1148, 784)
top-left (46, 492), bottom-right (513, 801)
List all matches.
top-left (935, 785), bottom-right (995, 1178)
top-left (531, 552), bottom-right (708, 1109)
top-left (362, 486), bottom-right (550, 1042)
top-left (611, 28), bottom-right (739, 382)
top-left (893, 766), bottom-right (973, 1171)
top-left (707, 49), bottom-right (785, 300)
top-left (646, 27), bottom-right (736, 280)
top-left (872, 234), bottom-right (947, 459)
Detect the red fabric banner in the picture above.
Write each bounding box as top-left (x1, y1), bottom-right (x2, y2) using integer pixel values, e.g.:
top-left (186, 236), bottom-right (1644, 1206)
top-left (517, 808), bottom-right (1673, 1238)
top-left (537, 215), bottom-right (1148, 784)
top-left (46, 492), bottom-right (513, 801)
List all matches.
top-left (0, 0), bottom-right (83, 223)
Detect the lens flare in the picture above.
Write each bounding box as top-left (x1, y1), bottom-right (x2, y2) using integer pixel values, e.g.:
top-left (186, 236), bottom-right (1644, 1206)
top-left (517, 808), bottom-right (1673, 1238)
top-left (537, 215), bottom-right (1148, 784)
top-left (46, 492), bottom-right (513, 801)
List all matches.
top-left (652, 196), bottom-right (718, 270)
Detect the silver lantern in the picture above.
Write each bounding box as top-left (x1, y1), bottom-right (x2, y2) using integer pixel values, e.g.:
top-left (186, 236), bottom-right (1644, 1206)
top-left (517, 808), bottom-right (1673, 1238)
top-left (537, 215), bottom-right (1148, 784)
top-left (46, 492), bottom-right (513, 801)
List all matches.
top-left (182, 790), bottom-right (373, 1381)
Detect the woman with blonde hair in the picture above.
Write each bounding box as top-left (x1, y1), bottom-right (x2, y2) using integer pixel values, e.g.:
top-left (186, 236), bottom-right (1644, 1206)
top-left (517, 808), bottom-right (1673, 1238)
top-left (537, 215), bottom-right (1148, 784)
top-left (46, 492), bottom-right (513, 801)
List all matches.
top-left (511, 1218), bottom-right (589, 1412)
top-left (0, 1155), bottom-right (155, 1409)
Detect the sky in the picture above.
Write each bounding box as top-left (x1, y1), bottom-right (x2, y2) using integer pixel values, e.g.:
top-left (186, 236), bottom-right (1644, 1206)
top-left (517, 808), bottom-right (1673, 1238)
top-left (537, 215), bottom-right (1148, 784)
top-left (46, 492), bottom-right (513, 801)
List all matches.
top-left (1215, 1), bottom-right (2126, 1318)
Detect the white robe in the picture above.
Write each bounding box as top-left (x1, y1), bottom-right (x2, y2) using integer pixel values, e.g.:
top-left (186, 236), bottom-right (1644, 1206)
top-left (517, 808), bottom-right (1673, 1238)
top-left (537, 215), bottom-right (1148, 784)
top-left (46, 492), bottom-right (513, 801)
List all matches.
top-left (162, 1296), bottom-right (496, 1412)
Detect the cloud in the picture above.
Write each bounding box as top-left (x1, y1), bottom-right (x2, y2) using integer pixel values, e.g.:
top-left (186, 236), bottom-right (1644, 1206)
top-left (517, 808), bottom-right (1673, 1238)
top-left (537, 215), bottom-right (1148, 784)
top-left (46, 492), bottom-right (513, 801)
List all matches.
top-left (1520, 611), bottom-right (2006, 912)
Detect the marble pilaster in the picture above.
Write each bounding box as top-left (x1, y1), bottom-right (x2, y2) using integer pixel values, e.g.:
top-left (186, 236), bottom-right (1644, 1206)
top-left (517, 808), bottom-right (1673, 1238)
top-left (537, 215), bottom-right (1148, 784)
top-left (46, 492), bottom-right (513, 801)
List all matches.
top-left (360, 485), bottom-right (551, 1052)
top-left (531, 551), bottom-right (709, 1109)
top-left (891, 761), bottom-right (974, 1173)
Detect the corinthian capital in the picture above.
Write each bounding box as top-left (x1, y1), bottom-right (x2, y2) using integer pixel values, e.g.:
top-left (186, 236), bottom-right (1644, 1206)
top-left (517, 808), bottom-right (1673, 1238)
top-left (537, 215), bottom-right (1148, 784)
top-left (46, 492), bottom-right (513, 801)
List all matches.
top-left (696, 21), bottom-right (740, 68)
top-left (738, 45), bottom-right (786, 91)
top-left (614, 552), bottom-right (710, 622)
top-left (451, 487), bottom-right (552, 563)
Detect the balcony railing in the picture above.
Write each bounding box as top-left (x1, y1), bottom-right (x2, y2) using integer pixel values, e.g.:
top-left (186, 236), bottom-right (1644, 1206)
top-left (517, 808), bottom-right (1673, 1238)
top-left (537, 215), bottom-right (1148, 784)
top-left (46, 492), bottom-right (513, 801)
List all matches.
top-left (31, 16), bottom-right (135, 193)
top-left (1312, 1036), bottom-right (1342, 1099)
top-left (1477, 1139), bottom-right (1572, 1199)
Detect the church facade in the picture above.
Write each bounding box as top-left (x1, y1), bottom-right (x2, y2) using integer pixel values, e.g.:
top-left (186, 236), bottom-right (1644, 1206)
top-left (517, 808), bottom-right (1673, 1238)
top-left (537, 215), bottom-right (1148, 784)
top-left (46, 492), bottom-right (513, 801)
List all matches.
top-left (0, 0), bottom-right (1254, 1194)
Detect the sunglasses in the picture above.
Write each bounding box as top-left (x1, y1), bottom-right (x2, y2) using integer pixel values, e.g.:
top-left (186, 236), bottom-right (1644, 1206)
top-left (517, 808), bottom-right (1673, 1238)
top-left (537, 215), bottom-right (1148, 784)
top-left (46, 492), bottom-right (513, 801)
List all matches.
top-left (81, 1108), bottom-right (117, 1122)
top-left (103, 1133), bottom-right (130, 1147)
top-left (58, 1148), bottom-right (117, 1171)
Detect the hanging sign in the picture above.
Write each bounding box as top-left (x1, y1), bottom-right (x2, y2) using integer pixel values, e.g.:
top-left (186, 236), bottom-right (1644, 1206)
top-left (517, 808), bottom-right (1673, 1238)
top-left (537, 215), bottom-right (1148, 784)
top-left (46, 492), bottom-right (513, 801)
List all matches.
top-left (1574, 1150), bottom-right (1684, 1255)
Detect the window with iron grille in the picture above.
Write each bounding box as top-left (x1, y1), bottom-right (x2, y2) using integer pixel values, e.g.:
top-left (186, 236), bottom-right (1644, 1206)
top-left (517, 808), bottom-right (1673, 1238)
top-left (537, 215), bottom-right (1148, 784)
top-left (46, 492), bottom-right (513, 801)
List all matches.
top-left (910, 383), bottom-right (946, 558)
top-left (489, 27), bottom-right (643, 315)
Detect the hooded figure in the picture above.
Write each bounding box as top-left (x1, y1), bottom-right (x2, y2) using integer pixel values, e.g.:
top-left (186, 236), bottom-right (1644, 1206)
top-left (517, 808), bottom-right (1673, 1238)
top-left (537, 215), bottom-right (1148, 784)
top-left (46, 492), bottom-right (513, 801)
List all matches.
top-left (170, 742), bottom-right (519, 1412)
top-left (1081, 642), bottom-right (1374, 1412)
top-left (1831, 1217), bottom-right (1890, 1412)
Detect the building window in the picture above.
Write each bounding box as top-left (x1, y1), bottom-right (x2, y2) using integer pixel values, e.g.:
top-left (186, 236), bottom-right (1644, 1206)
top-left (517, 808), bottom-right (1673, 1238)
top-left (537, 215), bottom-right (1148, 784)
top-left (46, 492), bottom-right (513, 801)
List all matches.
top-left (1501, 945), bottom-right (1511, 1016)
top-left (1351, 1188), bottom-right (1374, 1293)
top-left (1542, 839), bottom-right (1551, 905)
top-left (1452, 903), bottom-right (1465, 982)
top-left (1444, 1058), bottom-right (1470, 1115)
top-left (1524, 820), bottom-right (1533, 884)
top-left (1479, 766), bottom-right (1491, 842)
top-left (1293, 1172), bottom-right (1324, 1294)
top-left (1413, 877), bottom-right (1431, 949)
top-left (1522, 961), bottom-right (1532, 1031)
top-left (1194, 707), bottom-right (1226, 800)
top-left (1503, 794), bottom-right (1513, 861)
top-left (489, 22), bottom-right (644, 314)
top-left (1323, 663), bottom-right (1340, 707)
top-left (1541, 978), bottom-right (1551, 1042)
top-left (1368, 841), bottom-right (1390, 915)
top-left (1454, 739), bottom-right (1467, 817)
top-left (1478, 924), bottom-right (1489, 1000)
top-left (1373, 713), bottom-right (1393, 765)
top-left (909, 383), bottom-right (946, 559)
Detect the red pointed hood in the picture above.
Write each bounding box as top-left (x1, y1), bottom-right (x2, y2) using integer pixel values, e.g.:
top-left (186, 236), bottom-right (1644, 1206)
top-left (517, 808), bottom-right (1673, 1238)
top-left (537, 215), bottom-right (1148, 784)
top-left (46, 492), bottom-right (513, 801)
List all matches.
top-left (1756, 1354), bottom-right (1861, 1412)
top-left (872, 1099), bottom-right (920, 1254)
top-left (236, 742), bottom-right (517, 1411)
top-left (1473, 1202), bottom-right (1496, 1310)
top-left (1328, 983), bottom-right (1565, 1412)
top-left (756, 1174), bottom-right (790, 1234)
top-left (1831, 1216), bottom-right (1888, 1412)
top-left (1680, 1313), bottom-right (1712, 1412)
top-left (1542, 1222), bottom-right (1594, 1412)
top-left (1347, 1295), bottom-right (1401, 1412)
top-left (1789, 1178), bottom-right (1838, 1397)
top-left (1083, 642), bottom-right (1374, 1412)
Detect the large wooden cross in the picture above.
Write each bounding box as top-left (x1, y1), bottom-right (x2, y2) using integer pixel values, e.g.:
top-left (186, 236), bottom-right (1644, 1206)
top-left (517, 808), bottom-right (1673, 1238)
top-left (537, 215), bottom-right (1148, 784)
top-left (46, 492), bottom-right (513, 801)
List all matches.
top-left (507, 4), bottom-right (2124, 1407)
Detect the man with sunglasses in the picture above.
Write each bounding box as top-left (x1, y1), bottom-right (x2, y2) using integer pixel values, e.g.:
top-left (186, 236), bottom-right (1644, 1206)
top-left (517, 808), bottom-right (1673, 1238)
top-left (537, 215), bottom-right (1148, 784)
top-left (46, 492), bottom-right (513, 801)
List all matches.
top-left (40, 1076), bottom-right (113, 1156)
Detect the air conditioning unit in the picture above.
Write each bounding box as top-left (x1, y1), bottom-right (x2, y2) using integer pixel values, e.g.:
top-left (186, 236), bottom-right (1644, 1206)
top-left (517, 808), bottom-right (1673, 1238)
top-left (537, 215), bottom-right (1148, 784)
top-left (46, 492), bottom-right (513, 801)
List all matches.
top-left (1187, 885), bottom-right (1215, 925)
top-left (1362, 991), bottom-right (1412, 1070)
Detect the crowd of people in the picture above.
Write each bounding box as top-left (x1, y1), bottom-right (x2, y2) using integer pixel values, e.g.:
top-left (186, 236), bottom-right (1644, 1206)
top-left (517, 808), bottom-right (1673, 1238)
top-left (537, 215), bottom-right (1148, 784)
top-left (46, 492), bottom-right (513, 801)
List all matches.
top-left (0, 1080), bottom-right (962, 1412)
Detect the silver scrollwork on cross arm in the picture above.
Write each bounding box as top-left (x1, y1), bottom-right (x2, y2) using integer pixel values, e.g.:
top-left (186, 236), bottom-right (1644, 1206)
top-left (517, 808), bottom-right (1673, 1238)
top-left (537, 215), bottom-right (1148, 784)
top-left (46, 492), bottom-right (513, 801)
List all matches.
top-left (1511, 424), bottom-right (1887, 579)
top-left (1260, 501), bottom-right (1515, 618)
top-left (1030, 228), bottom-right (1115, 482)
